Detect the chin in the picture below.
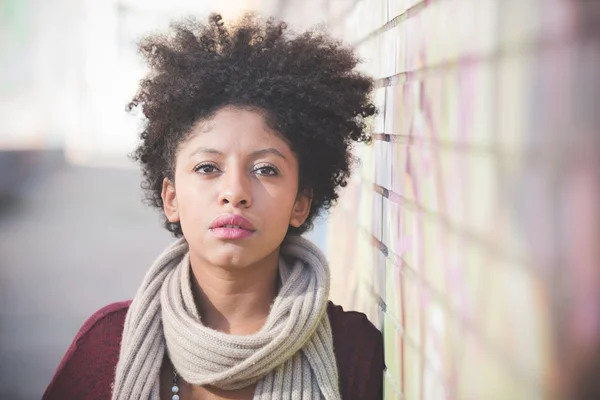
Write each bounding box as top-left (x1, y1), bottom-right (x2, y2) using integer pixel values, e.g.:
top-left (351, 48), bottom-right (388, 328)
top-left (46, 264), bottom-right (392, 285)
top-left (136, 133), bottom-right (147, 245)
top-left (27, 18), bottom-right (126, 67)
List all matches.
top-left (210, 246), bottom-right (254, 269)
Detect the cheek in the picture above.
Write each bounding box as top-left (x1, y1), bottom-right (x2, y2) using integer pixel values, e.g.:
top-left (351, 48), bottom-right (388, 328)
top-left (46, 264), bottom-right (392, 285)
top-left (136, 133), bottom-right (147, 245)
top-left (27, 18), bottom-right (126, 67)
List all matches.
top-left (256, 180), bottom-right (296, 205)
top-left (260, 188), bottom-right (298, 226)
top-left (176, 178), bottom-right (211, 221)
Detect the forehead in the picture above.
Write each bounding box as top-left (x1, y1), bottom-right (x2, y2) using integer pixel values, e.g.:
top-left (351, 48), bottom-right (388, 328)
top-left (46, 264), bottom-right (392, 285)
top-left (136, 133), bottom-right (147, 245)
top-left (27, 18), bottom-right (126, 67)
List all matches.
top-left (180, 106), bottom-right (292, 156)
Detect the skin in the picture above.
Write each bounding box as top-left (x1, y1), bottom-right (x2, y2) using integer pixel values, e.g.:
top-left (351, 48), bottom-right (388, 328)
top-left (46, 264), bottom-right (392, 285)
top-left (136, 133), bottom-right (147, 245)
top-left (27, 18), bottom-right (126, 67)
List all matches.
top-left (159, 106), bottom-right (312, 400)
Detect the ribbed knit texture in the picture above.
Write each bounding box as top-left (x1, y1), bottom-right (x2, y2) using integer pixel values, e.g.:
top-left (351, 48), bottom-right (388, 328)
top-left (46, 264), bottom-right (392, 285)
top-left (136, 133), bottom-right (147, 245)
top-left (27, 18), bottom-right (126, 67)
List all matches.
top-left (111, 235), bottom-right (341, 400)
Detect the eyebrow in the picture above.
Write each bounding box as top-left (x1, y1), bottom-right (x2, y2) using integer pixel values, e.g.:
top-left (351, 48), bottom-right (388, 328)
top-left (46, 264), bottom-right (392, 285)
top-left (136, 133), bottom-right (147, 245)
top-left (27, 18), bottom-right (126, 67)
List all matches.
top-left (190, 147), bottom-right (224, 157)
top-left (250, 148), bottom-right (286, 160)
top-left (190, 147), bottom-right (286, 160)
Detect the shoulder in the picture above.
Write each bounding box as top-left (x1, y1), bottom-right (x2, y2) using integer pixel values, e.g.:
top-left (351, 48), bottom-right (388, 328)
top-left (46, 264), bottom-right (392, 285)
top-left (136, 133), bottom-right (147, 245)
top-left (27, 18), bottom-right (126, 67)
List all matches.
top-left (43, 301), bottom-right (132, 400)
top-left (64, 300), bottom-right (132, 354)
top-left (326, 302), bottom-right (384, 400)
top-left (74, 300), bottom-right (131, 340)
top-left (327, 301), bottom-right (382, 344)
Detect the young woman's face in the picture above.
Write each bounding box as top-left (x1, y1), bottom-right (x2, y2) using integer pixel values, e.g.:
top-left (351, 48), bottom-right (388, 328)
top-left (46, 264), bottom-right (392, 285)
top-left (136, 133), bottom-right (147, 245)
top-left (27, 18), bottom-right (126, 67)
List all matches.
top-left (162, 106), bottom-right (311, 269)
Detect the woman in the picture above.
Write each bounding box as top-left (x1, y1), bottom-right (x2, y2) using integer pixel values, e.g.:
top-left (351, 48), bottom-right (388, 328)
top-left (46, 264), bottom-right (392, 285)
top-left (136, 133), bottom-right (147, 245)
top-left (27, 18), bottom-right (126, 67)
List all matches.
top-left (43, 13), bottom-right (383, 400)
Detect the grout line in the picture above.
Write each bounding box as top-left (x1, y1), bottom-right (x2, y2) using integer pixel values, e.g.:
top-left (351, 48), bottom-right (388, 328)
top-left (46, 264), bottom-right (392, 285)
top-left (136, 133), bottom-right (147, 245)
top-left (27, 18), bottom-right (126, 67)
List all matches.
top-left (370, 181), bottom-right (536, 274)
top-left (364, 228), bottom-right (547, 395)
top-left (372, 26), bottom-right (580, 88)
top-left (353, 0), bottom-right (431, 47)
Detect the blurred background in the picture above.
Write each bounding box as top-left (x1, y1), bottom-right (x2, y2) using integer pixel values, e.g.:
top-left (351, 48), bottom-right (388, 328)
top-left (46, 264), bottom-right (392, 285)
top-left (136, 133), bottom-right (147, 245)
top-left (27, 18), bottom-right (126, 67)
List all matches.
top-left (1, 0), bottom-right (599, 399)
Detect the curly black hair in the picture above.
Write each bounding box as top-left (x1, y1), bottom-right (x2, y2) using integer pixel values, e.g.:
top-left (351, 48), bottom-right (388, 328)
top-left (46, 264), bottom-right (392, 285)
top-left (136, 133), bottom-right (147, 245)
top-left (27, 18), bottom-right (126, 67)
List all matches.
top-left (129, 13), bottom-right (376, 236)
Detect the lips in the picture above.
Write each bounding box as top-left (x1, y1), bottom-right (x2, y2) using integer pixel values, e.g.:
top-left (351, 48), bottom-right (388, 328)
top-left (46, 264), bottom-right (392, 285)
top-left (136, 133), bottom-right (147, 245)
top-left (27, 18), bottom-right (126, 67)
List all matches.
top-left (209, 214), bottom-right (256, 240)
top-left (210, 214), bottom-right (255, 231)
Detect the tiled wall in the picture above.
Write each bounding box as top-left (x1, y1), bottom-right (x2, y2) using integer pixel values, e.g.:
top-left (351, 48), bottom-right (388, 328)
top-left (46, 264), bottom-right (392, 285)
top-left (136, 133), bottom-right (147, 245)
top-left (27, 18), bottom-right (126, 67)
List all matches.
top-left (317, 1), bottom-right (597, 399)
top-left (270, 0), bottom-right (600, 398)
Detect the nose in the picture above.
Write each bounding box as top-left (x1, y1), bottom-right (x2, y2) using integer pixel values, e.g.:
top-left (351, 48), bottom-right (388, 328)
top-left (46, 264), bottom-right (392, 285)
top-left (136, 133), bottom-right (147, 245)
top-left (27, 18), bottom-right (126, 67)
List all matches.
top-left (218, 168), bottom-right (252, 208)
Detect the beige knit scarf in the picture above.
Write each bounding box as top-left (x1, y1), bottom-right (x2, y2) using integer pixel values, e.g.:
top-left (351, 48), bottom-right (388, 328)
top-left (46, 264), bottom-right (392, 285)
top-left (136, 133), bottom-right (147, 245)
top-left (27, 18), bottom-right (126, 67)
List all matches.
top-left (112, 235), bottom-right (341, 400)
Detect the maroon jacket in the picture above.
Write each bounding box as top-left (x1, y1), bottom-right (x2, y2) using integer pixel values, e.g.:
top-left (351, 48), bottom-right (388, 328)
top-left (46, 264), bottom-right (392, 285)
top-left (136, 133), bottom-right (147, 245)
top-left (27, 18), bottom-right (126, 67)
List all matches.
top-left (43, 301), bottom-right (384, 400)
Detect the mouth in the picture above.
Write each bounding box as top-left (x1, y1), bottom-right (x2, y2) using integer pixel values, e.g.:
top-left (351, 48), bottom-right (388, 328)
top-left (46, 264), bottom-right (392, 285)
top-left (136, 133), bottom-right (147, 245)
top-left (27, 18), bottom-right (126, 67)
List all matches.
top-left (209, 214), bottom-right (256, 239)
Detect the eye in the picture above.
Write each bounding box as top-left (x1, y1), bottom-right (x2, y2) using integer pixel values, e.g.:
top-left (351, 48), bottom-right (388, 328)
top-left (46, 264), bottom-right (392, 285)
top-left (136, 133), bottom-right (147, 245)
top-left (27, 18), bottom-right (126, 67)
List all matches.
top-left (252, 164), bottom-right (279, 176)
top-left (193, 163), bottom-right (220, 174)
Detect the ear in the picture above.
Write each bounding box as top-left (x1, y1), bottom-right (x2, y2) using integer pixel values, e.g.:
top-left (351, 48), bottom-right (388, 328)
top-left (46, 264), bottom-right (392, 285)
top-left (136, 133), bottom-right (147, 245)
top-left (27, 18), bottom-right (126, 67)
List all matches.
top-left (161, 177), bottom-right (180, 223)
top-left (289, 188), bottom-right (313, 228)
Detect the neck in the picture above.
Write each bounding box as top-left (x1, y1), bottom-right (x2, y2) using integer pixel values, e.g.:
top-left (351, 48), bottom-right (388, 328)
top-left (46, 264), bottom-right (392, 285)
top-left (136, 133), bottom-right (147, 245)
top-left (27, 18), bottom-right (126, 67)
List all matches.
top-left (189, 249), bottom-right (280, 335)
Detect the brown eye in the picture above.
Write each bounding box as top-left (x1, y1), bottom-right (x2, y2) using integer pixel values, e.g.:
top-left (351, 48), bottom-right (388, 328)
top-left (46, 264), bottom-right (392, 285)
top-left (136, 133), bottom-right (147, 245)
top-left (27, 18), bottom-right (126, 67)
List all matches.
top-left (194, 163), bottom-right (219, 174)
top-left (252, 165), bottom-right (278, 176)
